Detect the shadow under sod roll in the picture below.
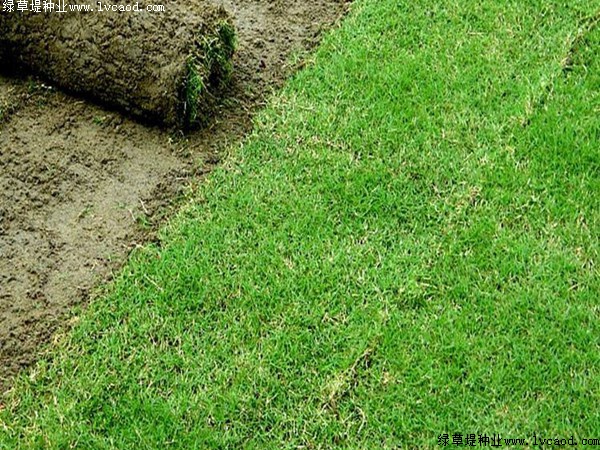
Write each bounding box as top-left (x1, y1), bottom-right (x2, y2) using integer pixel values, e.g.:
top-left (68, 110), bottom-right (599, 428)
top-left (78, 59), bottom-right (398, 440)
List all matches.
top-left (0, 1), bottom-right (236, 127)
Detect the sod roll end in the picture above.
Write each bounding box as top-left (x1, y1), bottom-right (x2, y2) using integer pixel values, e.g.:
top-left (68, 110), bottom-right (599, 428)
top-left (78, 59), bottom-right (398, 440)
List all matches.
top-left (0, 3), bottom-right (236, 128)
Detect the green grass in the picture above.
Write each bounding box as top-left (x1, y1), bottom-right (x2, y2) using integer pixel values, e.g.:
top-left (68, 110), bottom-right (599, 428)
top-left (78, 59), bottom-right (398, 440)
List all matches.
top-left (1, 0), bottom-right (599, 448)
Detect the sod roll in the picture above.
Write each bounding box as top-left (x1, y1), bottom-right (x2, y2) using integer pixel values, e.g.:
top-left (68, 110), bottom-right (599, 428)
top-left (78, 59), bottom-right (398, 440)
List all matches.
top-left (0, 2), bottom-right (235, 127)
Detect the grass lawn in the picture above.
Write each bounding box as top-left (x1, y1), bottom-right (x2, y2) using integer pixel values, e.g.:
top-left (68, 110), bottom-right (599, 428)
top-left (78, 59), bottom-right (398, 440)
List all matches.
top-left (1, 0), bottom-right (599, 448)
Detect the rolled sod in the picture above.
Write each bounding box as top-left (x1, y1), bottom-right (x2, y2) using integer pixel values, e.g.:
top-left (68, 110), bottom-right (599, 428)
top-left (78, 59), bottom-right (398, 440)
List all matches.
top-left (0, 2), bottom-right (235, 127)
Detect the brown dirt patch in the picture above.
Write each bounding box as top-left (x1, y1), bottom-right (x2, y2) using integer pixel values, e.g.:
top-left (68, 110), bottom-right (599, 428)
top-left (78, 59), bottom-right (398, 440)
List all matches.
top-left (0, 0), bottom-right (350, 392)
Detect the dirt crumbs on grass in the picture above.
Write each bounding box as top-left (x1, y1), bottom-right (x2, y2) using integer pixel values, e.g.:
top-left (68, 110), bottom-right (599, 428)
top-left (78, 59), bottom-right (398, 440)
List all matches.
top-left (0, 0), bottom-right (350, 392)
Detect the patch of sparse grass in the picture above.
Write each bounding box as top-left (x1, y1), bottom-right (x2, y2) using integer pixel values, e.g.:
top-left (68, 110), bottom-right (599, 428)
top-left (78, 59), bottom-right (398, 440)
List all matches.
top-left (92, 115), bottom-right (107, 126)
top-left (0, 96), bottom-right (15, 124)
top-left (1, 0), bottom-right (599, 448)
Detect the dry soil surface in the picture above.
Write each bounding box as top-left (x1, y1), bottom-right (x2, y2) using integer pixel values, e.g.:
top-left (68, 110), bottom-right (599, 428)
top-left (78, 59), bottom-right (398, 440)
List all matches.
top-left (0, 0), bottom-right (349, 392)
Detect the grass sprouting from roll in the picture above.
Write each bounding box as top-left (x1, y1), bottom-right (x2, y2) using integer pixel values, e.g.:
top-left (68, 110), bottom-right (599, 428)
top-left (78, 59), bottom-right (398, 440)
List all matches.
top-left (184, 20), bottom-right (236, 127)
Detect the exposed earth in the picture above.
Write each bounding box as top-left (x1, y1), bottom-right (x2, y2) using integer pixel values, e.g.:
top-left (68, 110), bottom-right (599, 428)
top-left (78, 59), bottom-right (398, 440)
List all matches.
top-left (0, 0), bottom-right (350, 392)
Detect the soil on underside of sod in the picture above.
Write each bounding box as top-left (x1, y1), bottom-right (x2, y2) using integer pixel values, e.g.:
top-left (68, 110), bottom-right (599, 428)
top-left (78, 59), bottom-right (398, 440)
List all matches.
top-left (0, 0), bottom-right (350, 392)
top-left (0, 2), bottom-right (235, 127)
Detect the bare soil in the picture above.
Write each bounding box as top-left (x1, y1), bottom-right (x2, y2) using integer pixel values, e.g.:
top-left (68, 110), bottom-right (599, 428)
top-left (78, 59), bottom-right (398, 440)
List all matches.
top-left (0, 0), bottom-right (349, 392)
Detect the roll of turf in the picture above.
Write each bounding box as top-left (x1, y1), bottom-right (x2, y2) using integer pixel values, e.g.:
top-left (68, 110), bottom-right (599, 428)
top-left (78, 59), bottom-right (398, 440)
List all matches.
top-left (0, 2), bottom-right (235, 127)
